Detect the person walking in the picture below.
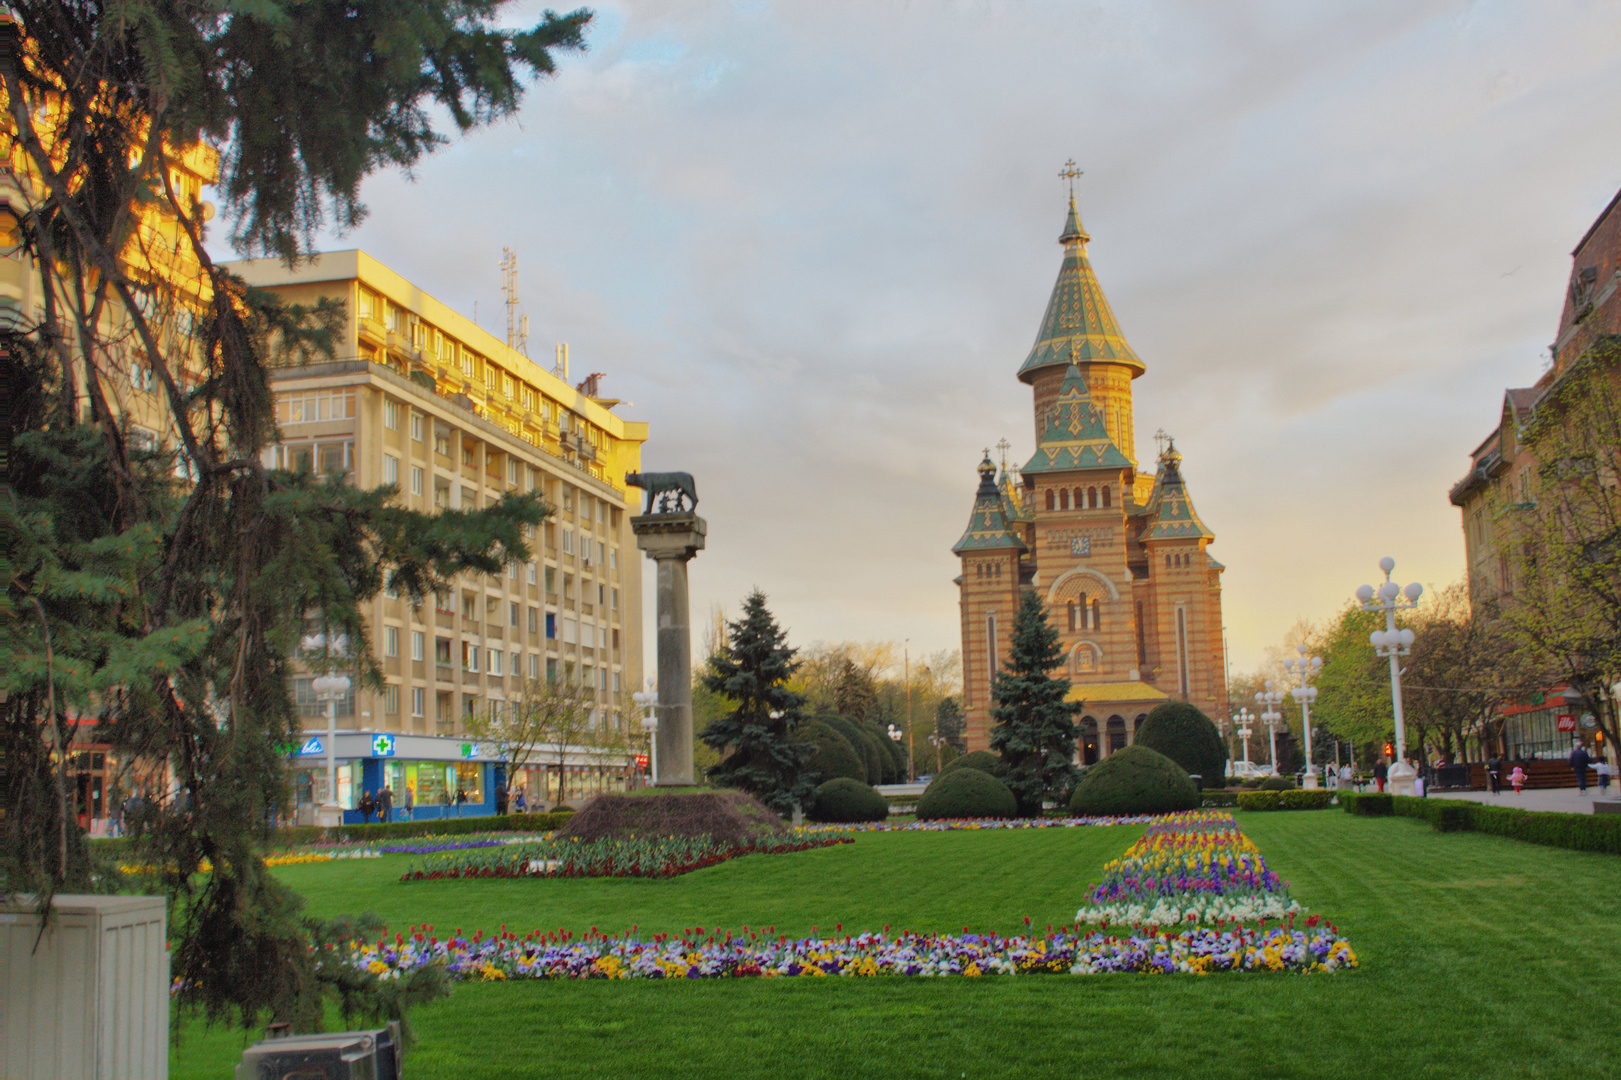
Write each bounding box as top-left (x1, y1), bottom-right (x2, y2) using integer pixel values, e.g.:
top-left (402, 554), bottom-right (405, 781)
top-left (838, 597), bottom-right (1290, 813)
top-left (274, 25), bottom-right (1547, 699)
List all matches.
top-left (514, 788), bottom-right (527, 814)
top-left (1571, 742), bottom-right (1593, 794)
top-left (1373, 757), bottom-right (1389, 794)
top-left (455, 787), bottom-right (467, 817)
top-left (378, 785), bottom-right (394, 824)
top-left (402, 784), bottom-right (415, 822)
top-left (1509, 764), bottom-right (1528, 794)
top-left (1487, 755), bottom-right (1502, 795)
top-left (495, 783), bottom-right (509, 816)
top-left (358, 790), bottom-right (375, 824)
top-left (1598, 759), bottom-right (1614, 794)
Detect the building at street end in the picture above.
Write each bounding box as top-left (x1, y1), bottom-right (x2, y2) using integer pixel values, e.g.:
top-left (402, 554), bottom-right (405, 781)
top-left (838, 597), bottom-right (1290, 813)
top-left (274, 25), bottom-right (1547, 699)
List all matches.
top-left (954, 195), bottom-right (1228, 761)
top-left (225, 251), bottom-right (649, 821)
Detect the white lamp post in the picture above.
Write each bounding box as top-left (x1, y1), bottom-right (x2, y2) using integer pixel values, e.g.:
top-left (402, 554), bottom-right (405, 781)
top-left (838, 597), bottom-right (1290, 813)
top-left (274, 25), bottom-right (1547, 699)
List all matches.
top-left (1284, 645), bottom-right (1324, 789)
top-left (632, 678), bottom-right (659, 786)
top-left (1255, 681), bottom-right (1286, 776)
top-left (886, 723), bottom-right (903, 745)
top-left (1233, 707), bottom-right (1255, 772)
top-left (1357, 557), bottom-right (1423, 796)
top-left (302, 633), bottom-right (351, 828)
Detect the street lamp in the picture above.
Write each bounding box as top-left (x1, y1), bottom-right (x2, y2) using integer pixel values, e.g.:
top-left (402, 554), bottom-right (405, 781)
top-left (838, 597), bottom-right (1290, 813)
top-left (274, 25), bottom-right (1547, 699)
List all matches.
top-left (632, 677), bottom-right (659, 787)
top-left (1357, 557), bottom-right (1422, 795)
top-left (1233, 707), bottom-right (1255, 772)
top-left (1284, 645), bottom-right (1324, 789)
top-left (1255, 681), bottom-right (1285, 776)
top-left (301, 633), bottom-right (351, 828)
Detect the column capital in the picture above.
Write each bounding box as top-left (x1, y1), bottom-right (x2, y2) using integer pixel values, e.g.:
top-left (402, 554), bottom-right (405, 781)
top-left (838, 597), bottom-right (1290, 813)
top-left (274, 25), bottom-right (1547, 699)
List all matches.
top-left (632, 512), bottom-right (707, 561)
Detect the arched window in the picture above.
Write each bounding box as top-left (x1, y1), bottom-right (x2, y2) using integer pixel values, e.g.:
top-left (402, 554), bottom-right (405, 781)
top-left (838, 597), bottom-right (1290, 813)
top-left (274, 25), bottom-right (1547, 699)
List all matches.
top-left (995, 562), bottom-right (1002, 578)
top-left (1102, 485), bottom-right (1112, 507)
top-left (1067, 601), bottom-right (1078, 631)
top-left (1088, 486), bottom-right (1098, 508)
top-left (1059, 489), bottom-right (1070, 511)
top-left (1073, 487), bottom-right (1084, 509)
top-left (1164, 553), bottom-right (1172, 570)
top-left (1077, 591), bottom-right (1088, 628)
top-left (1045, 489), bottom-right (1056, 511)
top-left (1092, 598), bottom-right (1102, 629)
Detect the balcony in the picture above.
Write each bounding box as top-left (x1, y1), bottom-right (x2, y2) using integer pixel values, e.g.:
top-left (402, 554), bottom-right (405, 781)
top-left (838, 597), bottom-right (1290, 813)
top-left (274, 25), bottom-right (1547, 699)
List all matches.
top-left (461, 669), bottom-right (481, 686)
top-left (436, 665), bottom-right (455, 684)
top-left (435, 611), bottom-right (455, 630)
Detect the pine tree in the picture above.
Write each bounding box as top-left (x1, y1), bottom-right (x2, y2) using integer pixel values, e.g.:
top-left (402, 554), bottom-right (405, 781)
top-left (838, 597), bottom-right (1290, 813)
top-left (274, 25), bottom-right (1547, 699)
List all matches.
top-left (700, 590), bottom-right (817, 815)
top-left (990, 589), bottom-right (1082, 815)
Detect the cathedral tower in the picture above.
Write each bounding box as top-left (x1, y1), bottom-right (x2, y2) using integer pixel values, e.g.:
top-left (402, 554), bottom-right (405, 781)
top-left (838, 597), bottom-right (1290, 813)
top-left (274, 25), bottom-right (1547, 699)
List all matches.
top-left (954, 185), bottom-right (1228, 760)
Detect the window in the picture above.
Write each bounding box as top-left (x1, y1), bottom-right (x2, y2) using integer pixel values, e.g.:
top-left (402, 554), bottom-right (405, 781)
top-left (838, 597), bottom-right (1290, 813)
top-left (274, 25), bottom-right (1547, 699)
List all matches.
top-left (462, 486), bottom-right (476, 508)
top-left (411, 414), bottom-right (424, 441)
top-left (547, 658), bottom-right (558, 682)
top-left (546, 568), bottom-right (557, 595)
top-left (1165, 553), bottom-right (1172, 570)
top-left (435, 637), bottom-right (452, 664)
top-left (510, 560), bottom-right (519, 581)
top-left (384, 400), bottom-right (400, 430)
top-left (1067, 601), bottom-right (1078, 632)
top-left (411, 630), bottom-right (424, 661)
top-left (1092, 598), bottom-right (1102, 629)
top-left (463, 642), bottom-right (480, 672)
top-left (529, 654), bottom-right (540, 679)
top-left (383, 685), bottom-right (400, 714)
top-left (510, 601), bottom-right (521, 628)
top-left (1078, 591), bottom-right (1089, 629)
top-left (508, 459), bottom-right (519, 484)
top-left (528, 562), bottom-right (537, 585)
top-left (986, 615), bottom-right (998, 675)
top-left (1046, 490), bottom-right (1056, 511)
top-left (411, 466), bottom-right (423, 495)
top-left (317, 441), bottom-right (352, 476)
top-left (489, 650), bottom-right (503, 677)
top-left (383, 454), bottom-right (399, 485)
top-left (463, 445), bottom-right (476, 467)
top-left (434, 428), bottom-right (451, 457)
top-left (546, 613), bottom-right (557, 639)
top-left (563, 529), bottom-right (575, 555)
top-left (1088, 486), bottom-right (1098, 508)
top-left (609, 548), bottom-right (618, 571)
top-left (383, 626), bottom-right (399, 657)
top-left (529, 607), bottom-right (539, 633)
top-left (412, 687), bottom-right (426, 717)
top-left (1102, 486), bottom-right (1112, 508)
top-left (276, 388), bottom-right (356, 424)
top-left (612, 671), bottom-right (621, 692)
top-left (611, 588), bottom-right (619, 611)
top-left (512, 650), bottom-right (521, 677)
top-left (1060, 489), bottom-right (1070, 511)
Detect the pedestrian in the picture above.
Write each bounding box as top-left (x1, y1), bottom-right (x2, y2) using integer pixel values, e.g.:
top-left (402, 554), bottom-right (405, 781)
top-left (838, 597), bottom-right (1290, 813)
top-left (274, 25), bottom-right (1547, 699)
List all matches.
top-left (455, 787), bottom-right (467, 817)
top-left (1570, 742), bottom-right (1593, 794)
top-left (358, 790), bottom-right (375, 824)
top-left (496, 783), bottom-right (509, 816)
top-left (1487, 755), bottom-right (1502, 795)
top-left (514, 788), bottom-right (527, 814)
top-left (1598, 759), bottom-right (1614, 794)
top-left (402, 784), bottom-right (415, 822)
top-left (1373, 757), bottom-right (1388, 794)
top-left (1339, 763), bottom-right (1353, 790)
top-left (1509, 765), bottom-right (1528, 794)
top-left (378, 785), bottom-right (394, 824)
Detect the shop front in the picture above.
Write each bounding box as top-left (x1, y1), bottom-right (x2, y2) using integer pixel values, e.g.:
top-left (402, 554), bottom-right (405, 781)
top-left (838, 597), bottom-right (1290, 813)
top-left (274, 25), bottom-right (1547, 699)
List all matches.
top-left (288, 731), bottom-right (505, 825)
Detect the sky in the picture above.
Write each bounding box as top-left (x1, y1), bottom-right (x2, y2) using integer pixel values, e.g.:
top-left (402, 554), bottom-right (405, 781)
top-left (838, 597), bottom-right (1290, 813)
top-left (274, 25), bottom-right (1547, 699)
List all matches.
top-left (253, 0), bottom-right (1621, 679)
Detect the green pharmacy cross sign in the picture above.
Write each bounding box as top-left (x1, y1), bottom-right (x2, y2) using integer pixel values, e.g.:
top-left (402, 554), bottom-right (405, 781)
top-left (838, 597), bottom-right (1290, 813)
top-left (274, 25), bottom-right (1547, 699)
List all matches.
top-left (372, 734), bottom-right (396, 757)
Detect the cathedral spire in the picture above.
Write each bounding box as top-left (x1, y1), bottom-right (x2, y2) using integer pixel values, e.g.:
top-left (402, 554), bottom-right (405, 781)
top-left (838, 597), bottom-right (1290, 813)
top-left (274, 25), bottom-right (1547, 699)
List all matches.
top-left (953, 453), bottom-right (1027, 553)
top-left (1140, 440), bottom-right (1214, 541)
top-left (1017, 175), bottom-right (1144, 384)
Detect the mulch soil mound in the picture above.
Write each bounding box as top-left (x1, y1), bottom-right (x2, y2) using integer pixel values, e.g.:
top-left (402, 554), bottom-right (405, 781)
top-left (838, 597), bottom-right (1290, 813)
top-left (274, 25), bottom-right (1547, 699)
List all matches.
top-left (560, 791), bottom-right (787, 844)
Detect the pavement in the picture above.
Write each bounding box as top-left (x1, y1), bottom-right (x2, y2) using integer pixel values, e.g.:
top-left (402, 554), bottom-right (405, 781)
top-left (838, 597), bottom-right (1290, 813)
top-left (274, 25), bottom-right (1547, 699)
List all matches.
top-left (1425, 787), bottom-right (1621, 815)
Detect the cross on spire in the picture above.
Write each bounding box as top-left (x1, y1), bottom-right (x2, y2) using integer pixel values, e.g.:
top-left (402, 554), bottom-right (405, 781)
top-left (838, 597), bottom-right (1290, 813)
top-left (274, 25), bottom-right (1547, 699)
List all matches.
top-left (1154, 428), bottom-right (1171, 458)
top-left (1059, 159), bottom-right (1083, 201)
top-left (996, 437), bottom-right (1012, 472)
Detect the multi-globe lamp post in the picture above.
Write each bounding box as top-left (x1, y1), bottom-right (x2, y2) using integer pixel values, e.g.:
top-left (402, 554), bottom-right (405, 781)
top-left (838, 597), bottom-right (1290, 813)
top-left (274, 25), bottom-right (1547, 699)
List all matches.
top-left (1357, 557), bottom-right (1423, 796)
top-left (1233, 707), bottom-right (1255, 771)
top-left (1284, 645), bottom-right (1324, 789)
top-left (301, 632), bottom-right (351, 827)
top-left (1255, 681), bottom-right (1285, 777)
top-left (633, 678), bottom-right (659, 786)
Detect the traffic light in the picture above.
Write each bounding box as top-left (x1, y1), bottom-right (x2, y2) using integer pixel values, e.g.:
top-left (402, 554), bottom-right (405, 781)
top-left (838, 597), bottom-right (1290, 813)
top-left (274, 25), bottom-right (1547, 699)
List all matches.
top-left (1382, 742), bottom-right (1395, 758)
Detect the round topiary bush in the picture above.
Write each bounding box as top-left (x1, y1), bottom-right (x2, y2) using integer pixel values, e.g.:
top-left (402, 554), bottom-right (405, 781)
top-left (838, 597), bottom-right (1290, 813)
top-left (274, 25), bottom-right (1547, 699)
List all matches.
top-left (1068, 744), bottom-right (1199, 815)
top-left (1134, 702), bottom-right (1227, 789)
top-left (917, 767), bottom-right (1017, 820)
top-left (801, 720), bottom-right (866, 784)
top-left (937, 750), bottom-right (1003, 779)
top-left (1259, 775), bottom-right (1294, 791)
top-left (807, 777), bottom-right (890, 823)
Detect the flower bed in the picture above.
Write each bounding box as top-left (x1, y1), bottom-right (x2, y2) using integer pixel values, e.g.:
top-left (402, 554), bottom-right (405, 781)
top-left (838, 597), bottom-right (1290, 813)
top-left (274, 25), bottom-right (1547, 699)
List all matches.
top-left (334, 922), bottom-right (1355, 981)
top-left (401, 834), bottom-right (851, 881)
top-left (1075, 810), bottom-right (1303, 927)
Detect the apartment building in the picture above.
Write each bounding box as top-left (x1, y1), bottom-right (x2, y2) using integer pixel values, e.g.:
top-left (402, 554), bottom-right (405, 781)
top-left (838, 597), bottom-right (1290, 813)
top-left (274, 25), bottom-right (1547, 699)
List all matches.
top-left (225, 250), bottom-right (648, 817)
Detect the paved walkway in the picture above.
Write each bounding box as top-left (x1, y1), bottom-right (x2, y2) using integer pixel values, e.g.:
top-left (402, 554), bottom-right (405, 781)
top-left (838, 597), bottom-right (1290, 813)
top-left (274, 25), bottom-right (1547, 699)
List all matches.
top-left (1426, 787), bottom-right (1621, 815)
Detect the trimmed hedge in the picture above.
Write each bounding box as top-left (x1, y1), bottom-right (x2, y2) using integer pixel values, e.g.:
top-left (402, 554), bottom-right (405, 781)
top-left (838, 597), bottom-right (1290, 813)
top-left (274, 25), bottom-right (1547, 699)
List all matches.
top-left (1239, 789), bottom-right (1333, 811)
top-left (917, 768), bottom-right (1017, 820)
top-left (1258, 776), bottom-right (1294, 792)
top-left (1341, 792), bottom-right (1621, 854)
top-left (1200, 792), bottom-right (1239, 808)
top-left (1341, 792), bottom-right (1394, 816)
top-left (801, 720), bottom-right (866, 784)
top-left (271, 810), bottom-right (569, 848)
top-left (1069, 745), bottom-right (1199, 816)
top-left (938, 750), bottom-right (1003, 779)
top-left (1134, 702), bottom-right (1227, 789)
top-left (808, 778), bottom-right (890, 823)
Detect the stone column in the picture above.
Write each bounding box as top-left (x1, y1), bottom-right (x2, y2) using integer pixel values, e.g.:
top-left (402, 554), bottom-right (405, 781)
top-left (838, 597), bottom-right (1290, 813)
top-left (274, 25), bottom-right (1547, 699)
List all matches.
top-left (631, 511), bottom-right (706, 786)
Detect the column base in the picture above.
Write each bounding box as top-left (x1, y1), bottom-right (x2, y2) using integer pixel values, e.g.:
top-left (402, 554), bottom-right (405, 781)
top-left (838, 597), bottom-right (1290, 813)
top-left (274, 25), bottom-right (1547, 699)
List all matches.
top-left (1386, 762), bottom-right (1417, 797)
top-left (315, 802), bottom-right (344, 827)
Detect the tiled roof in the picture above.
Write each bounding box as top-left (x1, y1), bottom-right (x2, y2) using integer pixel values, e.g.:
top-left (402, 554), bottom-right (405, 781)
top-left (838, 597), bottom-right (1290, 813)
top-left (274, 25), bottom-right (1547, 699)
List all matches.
top-left (1017, 198), bottom-right (1144, 383)
top-left (953, 455), bottom-right (1028, 554)
top-left (1022, 364), bottom-right (1134, 474)
top-left (1138, 444), bottom-right (1214, 542)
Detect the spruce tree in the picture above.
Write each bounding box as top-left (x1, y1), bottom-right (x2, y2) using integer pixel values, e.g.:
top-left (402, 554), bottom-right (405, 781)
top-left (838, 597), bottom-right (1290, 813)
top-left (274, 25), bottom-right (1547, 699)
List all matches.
top-left (700, 590), bottom-right (817, 815)
top-left (990, 589), bottom-right (1082, 816)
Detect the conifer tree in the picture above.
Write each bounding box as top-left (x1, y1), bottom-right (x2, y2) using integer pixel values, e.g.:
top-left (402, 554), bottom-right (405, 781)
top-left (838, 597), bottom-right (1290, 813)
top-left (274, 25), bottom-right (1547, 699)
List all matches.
top-left (700, 590), bottom-right (817, 815)
top-left (990, 589), bottom-right (1082, 815)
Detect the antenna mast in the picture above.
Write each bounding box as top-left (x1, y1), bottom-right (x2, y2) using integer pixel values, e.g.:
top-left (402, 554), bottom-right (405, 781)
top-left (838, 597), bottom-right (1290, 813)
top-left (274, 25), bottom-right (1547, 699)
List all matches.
top-left (500, 247), bottom-right (529, 356)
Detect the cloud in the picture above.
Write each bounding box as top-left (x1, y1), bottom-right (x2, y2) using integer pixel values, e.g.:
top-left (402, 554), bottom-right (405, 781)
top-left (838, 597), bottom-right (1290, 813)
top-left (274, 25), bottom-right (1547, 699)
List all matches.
top-left (265, 0), bottom-right (1621, 676)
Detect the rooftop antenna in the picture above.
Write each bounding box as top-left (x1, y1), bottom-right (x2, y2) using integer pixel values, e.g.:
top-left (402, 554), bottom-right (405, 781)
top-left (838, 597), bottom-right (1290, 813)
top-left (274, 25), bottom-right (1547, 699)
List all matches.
top-left (500, 248), bottom-right (529, 356)
top-left (554, 342), bottom-right (569, 381)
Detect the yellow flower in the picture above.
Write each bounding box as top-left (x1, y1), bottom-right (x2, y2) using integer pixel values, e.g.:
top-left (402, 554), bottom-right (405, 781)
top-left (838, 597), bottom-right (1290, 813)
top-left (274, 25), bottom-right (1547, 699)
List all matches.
top-left (963, 963), bottom-right (981, 977)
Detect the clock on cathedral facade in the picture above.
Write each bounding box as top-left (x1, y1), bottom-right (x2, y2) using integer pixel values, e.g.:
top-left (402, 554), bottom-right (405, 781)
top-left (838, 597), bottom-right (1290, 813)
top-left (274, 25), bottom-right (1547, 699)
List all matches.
top-left (953, 192), bottom-right (1229, 762)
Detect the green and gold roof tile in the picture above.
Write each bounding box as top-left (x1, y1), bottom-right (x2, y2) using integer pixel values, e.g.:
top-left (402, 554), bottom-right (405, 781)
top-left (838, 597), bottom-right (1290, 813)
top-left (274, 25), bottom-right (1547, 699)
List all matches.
top-left (1017, 196), bottom-right (1145, 383)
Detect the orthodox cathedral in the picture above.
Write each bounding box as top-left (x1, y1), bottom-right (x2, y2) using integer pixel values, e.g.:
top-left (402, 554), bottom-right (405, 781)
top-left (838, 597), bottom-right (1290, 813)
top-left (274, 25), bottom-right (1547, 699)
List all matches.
top-left (954, 189), bottom-right (1228, 762)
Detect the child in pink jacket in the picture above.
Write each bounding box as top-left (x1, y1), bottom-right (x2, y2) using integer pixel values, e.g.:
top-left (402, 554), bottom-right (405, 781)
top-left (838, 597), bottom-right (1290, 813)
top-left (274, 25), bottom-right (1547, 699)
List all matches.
top-left (1509, 765), bottom-right (1528, 794)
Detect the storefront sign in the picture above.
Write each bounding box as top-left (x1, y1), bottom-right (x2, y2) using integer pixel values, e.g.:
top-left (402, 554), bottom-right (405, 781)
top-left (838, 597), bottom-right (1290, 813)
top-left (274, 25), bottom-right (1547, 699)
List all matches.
top-left (635, 754), bottom-right (649, 770)
top-left (298, 737), bottom-right (324, 756)
top-left (1582, 714), bottom-right (1598, 730)
top-left (1557, 713), bottom-right (1577, 732)
top-left (460, 742), bottom-right (480, 759)
top-left (372, 734), bottom-right (396, 757)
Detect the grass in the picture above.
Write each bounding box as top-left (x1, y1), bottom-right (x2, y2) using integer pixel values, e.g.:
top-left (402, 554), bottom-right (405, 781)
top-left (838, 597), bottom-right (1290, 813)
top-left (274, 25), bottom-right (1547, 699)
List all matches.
top-left (172, 813), bottom-right (1621, 1079)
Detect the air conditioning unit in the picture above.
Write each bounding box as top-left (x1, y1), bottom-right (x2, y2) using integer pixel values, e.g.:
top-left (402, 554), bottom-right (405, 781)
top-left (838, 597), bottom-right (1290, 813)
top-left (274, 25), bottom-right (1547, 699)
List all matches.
top-left (236, 1022), bottom-right (403, 1080)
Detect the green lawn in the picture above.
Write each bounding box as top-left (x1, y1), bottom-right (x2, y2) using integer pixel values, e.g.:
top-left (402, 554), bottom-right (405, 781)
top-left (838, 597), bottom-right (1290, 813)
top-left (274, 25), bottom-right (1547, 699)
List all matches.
top-left (173, 814), bottom-right (1621, 1079)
